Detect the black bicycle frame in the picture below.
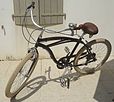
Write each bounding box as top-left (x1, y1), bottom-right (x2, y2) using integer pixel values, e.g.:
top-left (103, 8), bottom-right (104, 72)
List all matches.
top-left (34, 35), bottom-right (87, 67)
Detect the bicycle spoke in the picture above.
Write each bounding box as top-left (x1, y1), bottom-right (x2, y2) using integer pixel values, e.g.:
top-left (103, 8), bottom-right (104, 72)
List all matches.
top-left (79, 43), bottom-right (107, 70)
top-left (74, 38), bottom-right (112, 75)
top-left (10, 60), bottom-right (33, 93)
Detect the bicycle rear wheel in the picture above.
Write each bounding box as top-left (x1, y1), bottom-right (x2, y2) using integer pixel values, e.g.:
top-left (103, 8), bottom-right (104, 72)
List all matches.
top-left (74, 38), bottom-right (111, 74)
top-left (5, 51), bottom-right (38, 98)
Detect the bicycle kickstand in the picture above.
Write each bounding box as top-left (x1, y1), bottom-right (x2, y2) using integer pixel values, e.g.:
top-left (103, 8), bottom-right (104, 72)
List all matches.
top-left (67, 77), bottom-right (70, 89)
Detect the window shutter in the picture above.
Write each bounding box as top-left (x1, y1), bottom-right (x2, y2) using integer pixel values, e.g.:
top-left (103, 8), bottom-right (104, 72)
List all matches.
top-left (13, 0), bottom-right (65, 27)
top-left (13, 0), bottom-right (21, 25)
top-left (40, 0), bottom-right (65, 26)
top-left (13, 0), bottom-right (38, 27)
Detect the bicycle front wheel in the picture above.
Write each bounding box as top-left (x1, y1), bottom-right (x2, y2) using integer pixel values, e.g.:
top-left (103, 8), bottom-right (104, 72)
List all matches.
top-left (5, 51), bottom-right (38, 98)
top-left (74, 38), bottom-right (111, 74)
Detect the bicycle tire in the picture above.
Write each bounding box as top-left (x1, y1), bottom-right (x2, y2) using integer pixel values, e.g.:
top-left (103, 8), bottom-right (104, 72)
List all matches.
top-left (74, 38), bottom-right (111, 74)
top-left (5, 52), bottom-right (38, 98)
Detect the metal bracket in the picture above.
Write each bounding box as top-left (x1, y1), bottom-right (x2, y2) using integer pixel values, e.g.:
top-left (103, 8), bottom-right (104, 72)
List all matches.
top-left (12, 14), bottom-right (37, 21)
top-left (41, 13), bottom-right (66, 20)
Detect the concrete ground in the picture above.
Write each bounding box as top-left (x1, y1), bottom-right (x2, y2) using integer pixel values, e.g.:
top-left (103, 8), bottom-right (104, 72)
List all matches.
top-left (0, 55), bottom-right (114, 102)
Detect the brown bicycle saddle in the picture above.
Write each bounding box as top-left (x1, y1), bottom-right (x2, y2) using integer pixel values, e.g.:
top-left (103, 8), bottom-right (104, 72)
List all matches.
top-left (79, 22), bottom-right (99, 35)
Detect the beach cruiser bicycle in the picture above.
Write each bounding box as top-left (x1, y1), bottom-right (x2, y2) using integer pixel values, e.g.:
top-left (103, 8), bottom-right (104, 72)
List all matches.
top-left (5, 2), bottom-right (112, 98)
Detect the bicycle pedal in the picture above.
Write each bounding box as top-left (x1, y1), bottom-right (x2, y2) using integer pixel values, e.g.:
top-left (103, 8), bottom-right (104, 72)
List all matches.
top-left (61, 83), bottom-right (66, 88)
top-left (85, 68), bottom-right (95, 74)
top-left (72, 76), bottom-right (79, 81)
top-left (60, 78), bottom-right (67, 88)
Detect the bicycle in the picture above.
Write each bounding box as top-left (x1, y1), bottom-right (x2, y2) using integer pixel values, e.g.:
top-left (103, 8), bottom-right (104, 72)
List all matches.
top-left (5, 2), bottom-right (112, 98)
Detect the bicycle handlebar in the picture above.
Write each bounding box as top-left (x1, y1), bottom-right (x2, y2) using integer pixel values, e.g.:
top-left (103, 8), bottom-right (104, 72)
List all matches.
top-left (27, 2), bottom-right (35, 9)
top-left (27, 2), bottom-right (82, 36)
top-left (30, 8), bottom-right (44, 29)
top-left (27, 2), bottom-right (44, 29)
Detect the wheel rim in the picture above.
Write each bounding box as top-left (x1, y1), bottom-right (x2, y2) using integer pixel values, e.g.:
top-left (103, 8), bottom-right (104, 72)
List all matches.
top-left (10, 60), bottom-right (33, 93)
top-left (75, 42), bottom-right (108, 73)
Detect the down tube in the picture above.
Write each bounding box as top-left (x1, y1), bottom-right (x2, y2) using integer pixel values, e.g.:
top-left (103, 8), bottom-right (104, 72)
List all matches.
top-left (38, 43), bottom-right (59, 64)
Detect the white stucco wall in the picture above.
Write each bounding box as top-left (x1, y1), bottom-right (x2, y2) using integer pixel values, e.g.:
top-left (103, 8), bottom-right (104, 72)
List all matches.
top-left (0, 0), bottom-right (114, 60)
top-left (0, 0), bottom-right (16, 59)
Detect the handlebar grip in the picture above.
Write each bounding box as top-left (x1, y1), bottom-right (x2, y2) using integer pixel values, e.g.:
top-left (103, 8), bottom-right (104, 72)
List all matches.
top-left (27, 2), bottom-right (35, 9)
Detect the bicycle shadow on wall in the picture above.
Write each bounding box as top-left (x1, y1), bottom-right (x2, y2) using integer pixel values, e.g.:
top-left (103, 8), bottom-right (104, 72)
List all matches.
top-left (94, 59), bottom-right (114, 102)
top-left (10, 67), bottom-right (80, 102)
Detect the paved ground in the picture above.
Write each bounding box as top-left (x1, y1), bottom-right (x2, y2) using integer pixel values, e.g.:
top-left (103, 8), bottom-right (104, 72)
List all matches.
top-left (0, 55), bottom-right (114, 102)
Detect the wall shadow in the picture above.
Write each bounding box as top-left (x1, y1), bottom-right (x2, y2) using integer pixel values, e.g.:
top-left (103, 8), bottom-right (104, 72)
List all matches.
top-left (10, 76), bottom-right (46, 102)
top-left (10, 70), bottom-right (80, 102)
top-left (10, 59), bottom-right (114, 102)
top-left (94, 59), bottom-right (114, 102)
